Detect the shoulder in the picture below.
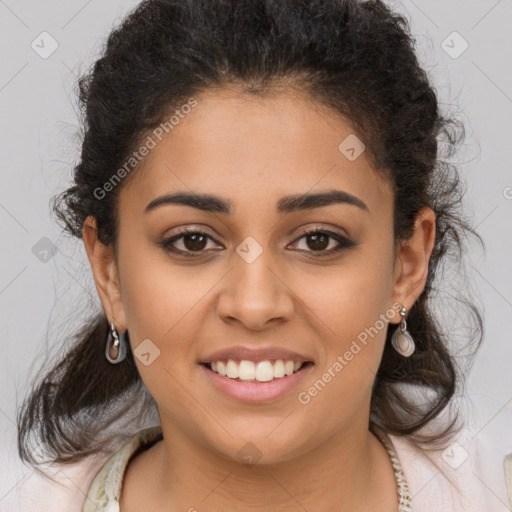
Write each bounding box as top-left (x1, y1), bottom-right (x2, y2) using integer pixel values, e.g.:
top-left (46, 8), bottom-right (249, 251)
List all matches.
top-left (81, 425), bottom-right (163, 512)
top-left (388, 418), bottom-right (512, 512)
top-left (7, 425), bottom-right (163, 512)
top-left (8, 450), bottom-right (112, 512)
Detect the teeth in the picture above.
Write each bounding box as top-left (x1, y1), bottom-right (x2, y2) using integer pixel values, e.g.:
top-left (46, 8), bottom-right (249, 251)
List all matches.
top-left (208, 359), bottom-right (305, 382)
top-left (226, 359), bottom-right (238, 378)
top-left (274, 360), bottom-right (285, 378)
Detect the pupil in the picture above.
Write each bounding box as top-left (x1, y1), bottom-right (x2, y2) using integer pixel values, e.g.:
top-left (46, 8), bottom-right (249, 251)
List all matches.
top-left (308, 233), bottom-right (328, 251)
top-left (184, 233), bottom-right (207, 251)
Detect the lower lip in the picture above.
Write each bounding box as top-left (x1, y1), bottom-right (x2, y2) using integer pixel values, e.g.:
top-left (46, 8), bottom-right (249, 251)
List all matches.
top-left (200, 363), bottom-right (314, 403)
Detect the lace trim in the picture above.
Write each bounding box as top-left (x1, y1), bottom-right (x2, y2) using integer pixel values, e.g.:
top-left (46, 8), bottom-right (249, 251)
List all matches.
top-left (373, 427), bottom-right (414, 512)
top-left (83, 425), bottom-right (413, 512)
top-left (82, 426), bottom-right (163, 512)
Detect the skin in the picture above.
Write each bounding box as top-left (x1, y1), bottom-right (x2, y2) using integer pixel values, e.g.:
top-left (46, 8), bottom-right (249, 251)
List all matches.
top-left (83, 86), bottom-right (435, 511)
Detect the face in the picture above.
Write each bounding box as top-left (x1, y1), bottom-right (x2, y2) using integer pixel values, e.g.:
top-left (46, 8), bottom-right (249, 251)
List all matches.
top-left (84, 87), bottom-right (435, 464)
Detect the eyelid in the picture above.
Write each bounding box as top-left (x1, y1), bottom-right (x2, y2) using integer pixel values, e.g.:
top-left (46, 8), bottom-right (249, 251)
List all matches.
top-left (159, 225), bottom-right (355, 256)
top-left (287, 227), bottom-right (354, 254)
top-left (292, 225), bottom-right (348, 239)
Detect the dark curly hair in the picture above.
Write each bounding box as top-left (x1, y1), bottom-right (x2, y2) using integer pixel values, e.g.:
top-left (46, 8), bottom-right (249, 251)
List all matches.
top-left (17, 0), bottom-right (484, 472)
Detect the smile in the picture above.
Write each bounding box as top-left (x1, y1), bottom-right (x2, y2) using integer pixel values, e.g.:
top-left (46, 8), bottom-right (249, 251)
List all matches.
top-left (200, 360), bottom-right (314, 403)
top-left (205, 359), bottom-right (309, 382)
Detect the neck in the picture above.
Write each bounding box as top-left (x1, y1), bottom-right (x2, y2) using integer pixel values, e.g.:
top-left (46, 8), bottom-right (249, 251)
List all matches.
top-left (123, 418), bottom-right (399, 512)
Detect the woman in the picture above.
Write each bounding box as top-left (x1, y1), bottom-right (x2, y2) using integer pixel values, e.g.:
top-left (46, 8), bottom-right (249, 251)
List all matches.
top-left (16, 0), bottom-right (512, 510)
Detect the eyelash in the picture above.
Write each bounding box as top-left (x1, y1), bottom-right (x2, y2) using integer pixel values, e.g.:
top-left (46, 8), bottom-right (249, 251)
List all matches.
top-left (159, 226), bottom-right (356, 258)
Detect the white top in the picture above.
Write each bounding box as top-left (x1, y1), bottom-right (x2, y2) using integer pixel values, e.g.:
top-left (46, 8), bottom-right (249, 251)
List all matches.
top-left (6, 422), bottom-right (512, 512)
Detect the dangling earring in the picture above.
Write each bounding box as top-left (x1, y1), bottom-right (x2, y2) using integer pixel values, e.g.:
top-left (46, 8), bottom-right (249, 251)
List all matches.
top-left (391, 305), bottom-right (415, 357)
top-left (105, 321), bottom-right (128, 364)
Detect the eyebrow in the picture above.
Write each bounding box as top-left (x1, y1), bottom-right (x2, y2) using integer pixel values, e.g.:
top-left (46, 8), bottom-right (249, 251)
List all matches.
top-left (144, 189), bottom-right (370, 215)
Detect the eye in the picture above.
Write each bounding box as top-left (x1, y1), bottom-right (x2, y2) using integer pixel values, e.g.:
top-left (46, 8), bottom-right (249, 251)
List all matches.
top-left (159, 227), bottom-right (222, 256)
top-left (288, 228), bottom-right (356, 256)
top-left (159, 226), bottom-right (357, 258)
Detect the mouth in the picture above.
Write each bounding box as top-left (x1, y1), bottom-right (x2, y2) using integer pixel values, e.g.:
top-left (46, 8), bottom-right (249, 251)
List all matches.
top-left (199, 359), bottom-right (315, 403)
top-left (200, 359), bottom-right (314, 383)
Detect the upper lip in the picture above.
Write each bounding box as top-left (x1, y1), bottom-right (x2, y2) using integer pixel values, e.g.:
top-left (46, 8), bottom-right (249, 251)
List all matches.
top-left (199, 345), bottom-right (314, 364)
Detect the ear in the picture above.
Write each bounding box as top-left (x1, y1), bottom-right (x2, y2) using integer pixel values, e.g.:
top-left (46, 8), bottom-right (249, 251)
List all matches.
top-left (390, 207), bottom-right (436, 324)
top-left (82, 215), bottom-right (127, 330)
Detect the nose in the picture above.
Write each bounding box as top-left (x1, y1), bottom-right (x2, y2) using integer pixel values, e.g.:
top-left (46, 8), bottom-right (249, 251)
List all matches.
top-left (216, 253), bottom-right (295, 331)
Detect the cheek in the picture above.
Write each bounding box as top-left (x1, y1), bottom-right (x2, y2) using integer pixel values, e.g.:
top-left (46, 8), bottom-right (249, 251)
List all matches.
top-left (118, 225), bottom-right (203, 328)
top-left (117, 248), bottom-right (211, 416)
top-left (117, 240), bottom-right (207, 361)
top-left (293, 286), bottom-right (391, 434)
top-left (303, 254), bottom-right (393, 341)
top-left (296, 251), bottom-right (395, 396)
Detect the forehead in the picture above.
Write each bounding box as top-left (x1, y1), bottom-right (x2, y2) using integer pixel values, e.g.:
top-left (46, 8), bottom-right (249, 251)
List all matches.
top-left (119, 88), bottom-right (392, 218)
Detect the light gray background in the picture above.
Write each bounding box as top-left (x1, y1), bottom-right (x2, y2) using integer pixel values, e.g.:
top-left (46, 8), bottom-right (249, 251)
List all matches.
top-left (1, 0), bottom-right (511, 508)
